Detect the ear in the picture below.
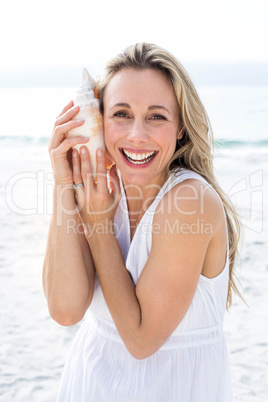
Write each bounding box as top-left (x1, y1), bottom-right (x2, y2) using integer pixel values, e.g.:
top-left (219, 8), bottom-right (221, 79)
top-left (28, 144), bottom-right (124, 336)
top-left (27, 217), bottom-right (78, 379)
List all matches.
top-left (177, 126), bottom-right (185, 140)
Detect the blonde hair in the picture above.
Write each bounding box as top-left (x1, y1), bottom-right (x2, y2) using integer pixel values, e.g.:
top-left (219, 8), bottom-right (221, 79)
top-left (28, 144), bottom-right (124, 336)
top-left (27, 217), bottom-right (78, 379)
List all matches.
top-left (98, 42), bottom-right (242, 309)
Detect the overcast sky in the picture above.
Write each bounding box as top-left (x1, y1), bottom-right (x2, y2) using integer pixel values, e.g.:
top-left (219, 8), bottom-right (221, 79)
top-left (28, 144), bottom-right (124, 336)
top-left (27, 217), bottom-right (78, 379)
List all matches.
top-left (1, 0), bottom-right (268, 84)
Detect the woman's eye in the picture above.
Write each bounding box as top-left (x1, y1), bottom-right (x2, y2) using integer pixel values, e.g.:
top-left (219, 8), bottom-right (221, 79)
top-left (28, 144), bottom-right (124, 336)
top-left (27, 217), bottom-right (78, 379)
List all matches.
top-left (151, 114), bottom-right (167, 120)
top-left (114, 112), bottom-right (128, 118)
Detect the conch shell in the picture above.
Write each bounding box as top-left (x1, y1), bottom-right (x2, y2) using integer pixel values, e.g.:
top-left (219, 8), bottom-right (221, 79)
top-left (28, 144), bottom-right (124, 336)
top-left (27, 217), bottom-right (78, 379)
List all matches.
top-left (67, 68), bottom-right (105, 177)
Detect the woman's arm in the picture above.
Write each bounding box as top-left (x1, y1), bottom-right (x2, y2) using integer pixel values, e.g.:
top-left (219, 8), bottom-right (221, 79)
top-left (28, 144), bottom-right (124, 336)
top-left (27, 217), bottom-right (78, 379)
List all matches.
top-left (42, 101), bottom-right (95, 326)
top-left (79, 150), bottom-right (226, 359)
top-left (43, 186), bottom-right (95, 326)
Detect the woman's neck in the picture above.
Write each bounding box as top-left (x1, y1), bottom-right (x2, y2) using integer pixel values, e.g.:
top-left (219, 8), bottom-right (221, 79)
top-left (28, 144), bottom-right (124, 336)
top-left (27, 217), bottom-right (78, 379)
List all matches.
top-left (121, 172), bottom-right (169, 238)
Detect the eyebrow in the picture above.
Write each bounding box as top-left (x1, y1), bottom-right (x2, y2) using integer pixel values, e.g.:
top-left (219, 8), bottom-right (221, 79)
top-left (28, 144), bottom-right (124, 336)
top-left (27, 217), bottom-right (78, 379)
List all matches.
top-left (148, 105), bottom-right (170, 114)
top-left (111, 103), bottom-right (170, 113)
top-left (112, 103), bottom-right (131, 108)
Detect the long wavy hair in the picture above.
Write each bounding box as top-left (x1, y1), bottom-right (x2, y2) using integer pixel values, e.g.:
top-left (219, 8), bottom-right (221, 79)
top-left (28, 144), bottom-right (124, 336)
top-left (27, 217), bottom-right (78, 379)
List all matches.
top-left (97, 42), bottom-right (242, 309)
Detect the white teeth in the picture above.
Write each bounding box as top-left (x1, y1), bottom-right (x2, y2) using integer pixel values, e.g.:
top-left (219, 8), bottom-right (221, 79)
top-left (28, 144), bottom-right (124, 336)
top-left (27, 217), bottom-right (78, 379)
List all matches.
top-left (123, 149), bottom-right (155, 161)
top-left (122, 149), bottom-right (156, 165)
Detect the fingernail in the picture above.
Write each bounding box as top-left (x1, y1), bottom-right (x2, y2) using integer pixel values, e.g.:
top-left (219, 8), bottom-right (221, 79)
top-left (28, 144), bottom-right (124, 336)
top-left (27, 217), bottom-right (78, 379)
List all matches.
top-left (97, 149), bottom-right (102, 157)
top-left (73, 150), bottom-right (78, 158)
top-left (83, 136), bottom-right (89, 141)
top-left (80, 147), bottom-right (86, 154)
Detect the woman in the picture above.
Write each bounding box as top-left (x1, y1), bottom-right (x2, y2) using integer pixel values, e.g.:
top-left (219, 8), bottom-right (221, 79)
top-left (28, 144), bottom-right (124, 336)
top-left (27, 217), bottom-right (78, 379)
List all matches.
top-left (43, 43), bottom-right (241, 401)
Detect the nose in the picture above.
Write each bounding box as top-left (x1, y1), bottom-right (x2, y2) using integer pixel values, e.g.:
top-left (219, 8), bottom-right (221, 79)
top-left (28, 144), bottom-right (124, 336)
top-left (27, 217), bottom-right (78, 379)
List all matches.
top-left (126, 119), bottom-right (150, 144)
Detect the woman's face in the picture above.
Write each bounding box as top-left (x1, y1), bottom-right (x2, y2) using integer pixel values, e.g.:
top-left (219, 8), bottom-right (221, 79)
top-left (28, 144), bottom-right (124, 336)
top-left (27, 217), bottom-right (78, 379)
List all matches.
top-left (103, 68), bottom-right (181, 187)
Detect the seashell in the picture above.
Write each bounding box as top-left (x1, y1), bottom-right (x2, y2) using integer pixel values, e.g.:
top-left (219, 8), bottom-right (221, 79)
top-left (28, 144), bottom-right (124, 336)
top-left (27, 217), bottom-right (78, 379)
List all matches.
top-left (67, 68), bottom-right (105, 178)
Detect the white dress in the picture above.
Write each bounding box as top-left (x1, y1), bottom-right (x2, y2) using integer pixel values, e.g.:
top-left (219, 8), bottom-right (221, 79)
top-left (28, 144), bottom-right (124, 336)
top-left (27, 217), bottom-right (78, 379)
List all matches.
top-left (56, 169), bottom-right (233, 402)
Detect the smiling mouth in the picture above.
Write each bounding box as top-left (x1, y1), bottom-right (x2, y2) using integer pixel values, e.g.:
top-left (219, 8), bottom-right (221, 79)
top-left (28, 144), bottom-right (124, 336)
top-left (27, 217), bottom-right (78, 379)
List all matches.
top-left (120, 148), bottom-right (157, 165)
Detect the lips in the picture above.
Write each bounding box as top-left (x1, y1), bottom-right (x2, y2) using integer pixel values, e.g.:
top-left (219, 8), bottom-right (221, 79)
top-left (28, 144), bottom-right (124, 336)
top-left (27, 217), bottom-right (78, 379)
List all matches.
top-left (120, 148), bottom-right (157, 165)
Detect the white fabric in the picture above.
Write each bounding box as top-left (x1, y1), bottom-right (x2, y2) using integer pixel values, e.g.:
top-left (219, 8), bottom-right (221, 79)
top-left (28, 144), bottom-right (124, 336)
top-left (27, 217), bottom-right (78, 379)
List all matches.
top-left (56, 169), bottom-right (233, 402)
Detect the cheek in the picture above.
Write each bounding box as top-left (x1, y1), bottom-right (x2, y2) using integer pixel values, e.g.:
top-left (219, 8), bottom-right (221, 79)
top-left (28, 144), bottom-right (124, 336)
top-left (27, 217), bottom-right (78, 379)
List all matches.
top-left (104, 119), bottom-right (125, 139)
top-left (155, 128), bottom-right (177, 151)
top-left (103, 121), bottom-right (120, 152)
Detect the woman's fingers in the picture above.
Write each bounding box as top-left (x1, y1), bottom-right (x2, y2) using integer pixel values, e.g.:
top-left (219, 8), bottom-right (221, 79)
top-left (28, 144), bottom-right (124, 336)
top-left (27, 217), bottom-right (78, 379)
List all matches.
top-left (55, 105), bottom-right (80, 127)
top-left (49, 119), bottom-right (84, 155)
top-left (96, 149), bottom-right (108, 193)
top-left (70, 148), bottom-right (121, 225)
top-left (50, 137), bottom-right (89, 185)
top-left (72, 149), bottom-right (83, 185)
top-left (80, 146), bottom-right (95, 191)
top-left (51, 136), bottom-right (89, 160)
top-left (72, 149), bottom-right (85, 209)
top-left (54, 119), bottom-right (84, 138)
top-left (49, 104), bottom-right (84, 154)
top-left (56, 100), bottom-right (74, 119)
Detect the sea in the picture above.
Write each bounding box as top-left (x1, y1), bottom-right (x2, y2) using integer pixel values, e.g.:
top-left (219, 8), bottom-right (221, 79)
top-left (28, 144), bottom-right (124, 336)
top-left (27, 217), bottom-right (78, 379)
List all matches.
top-left (0, 85), bottom-right (267, 401)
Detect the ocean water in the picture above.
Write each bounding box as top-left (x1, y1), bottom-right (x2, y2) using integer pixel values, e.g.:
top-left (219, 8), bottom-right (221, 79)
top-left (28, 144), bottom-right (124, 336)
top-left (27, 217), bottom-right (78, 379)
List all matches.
top-left (0, 86), bottom-right (267, 401)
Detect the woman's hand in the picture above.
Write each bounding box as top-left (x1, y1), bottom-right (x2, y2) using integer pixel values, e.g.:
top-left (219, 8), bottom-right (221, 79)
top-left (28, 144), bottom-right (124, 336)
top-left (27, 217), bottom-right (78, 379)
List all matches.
top-left (72, 146), bottom-right (121, 231)
top-left (48, 100), bottom-right (90, 185)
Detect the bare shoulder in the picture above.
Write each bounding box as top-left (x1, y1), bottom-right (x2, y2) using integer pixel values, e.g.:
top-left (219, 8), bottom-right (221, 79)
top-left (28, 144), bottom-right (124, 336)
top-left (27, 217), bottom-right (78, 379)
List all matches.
top-left (154, 178), bottom-right (224, 236)
top-left (150, 178), bottom-right (227, 279)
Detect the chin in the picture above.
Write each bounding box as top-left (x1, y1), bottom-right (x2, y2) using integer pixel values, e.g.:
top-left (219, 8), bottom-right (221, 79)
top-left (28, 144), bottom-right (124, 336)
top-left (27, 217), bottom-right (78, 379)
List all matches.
top-left (120, 170), bottom-right (165, 189)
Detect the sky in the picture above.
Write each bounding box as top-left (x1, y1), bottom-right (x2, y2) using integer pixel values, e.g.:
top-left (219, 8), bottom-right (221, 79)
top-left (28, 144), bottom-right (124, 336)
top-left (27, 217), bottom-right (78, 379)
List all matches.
top-left (1, 0), bottom-right (268, 85)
